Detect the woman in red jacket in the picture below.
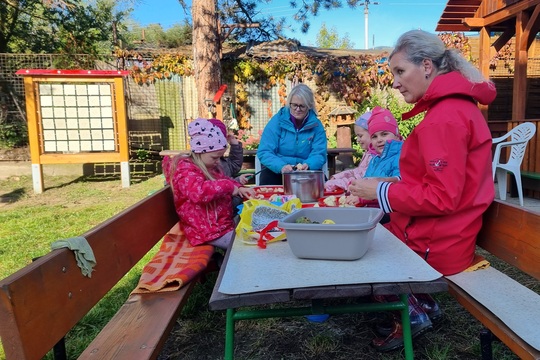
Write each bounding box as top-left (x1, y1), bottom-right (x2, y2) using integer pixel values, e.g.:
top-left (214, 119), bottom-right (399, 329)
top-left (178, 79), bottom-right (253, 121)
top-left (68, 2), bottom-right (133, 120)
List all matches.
top-left (349, 29), bottom-right (496, 352)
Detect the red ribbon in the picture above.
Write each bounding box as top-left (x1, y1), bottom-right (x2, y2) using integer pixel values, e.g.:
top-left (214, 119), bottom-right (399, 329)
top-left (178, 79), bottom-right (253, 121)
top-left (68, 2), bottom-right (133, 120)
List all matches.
top-left (257, 220), bottom-right (282, 249)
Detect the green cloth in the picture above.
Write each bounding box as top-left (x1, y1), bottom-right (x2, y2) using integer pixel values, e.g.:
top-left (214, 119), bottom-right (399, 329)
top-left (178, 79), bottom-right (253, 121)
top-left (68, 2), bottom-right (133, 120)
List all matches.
top-left (51, 236), bottom-right (96, 278)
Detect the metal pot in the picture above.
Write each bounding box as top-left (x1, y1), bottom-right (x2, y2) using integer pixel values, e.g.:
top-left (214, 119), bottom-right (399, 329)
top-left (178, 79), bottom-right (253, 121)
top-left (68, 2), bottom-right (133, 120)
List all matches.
top-left (282, 170), bottom-right (324, 203)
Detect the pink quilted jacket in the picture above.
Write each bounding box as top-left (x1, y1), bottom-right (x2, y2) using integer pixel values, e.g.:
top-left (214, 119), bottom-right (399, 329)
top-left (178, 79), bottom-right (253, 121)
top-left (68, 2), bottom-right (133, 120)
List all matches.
top-left (163, 156), bottom-right (239, 246)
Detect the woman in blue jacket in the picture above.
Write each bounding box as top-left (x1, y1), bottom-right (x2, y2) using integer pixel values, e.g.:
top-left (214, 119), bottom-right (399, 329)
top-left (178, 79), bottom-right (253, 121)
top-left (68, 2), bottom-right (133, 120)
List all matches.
top-left (257, 84), bottom-right (327, 185)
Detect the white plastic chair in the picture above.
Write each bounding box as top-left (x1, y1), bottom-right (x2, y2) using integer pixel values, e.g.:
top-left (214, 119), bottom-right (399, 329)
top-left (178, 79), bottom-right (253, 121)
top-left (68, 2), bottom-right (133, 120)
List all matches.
top-left (254, 155), bottom-right (329, 186)
top-left (492, 122), bottom-right (536, 206)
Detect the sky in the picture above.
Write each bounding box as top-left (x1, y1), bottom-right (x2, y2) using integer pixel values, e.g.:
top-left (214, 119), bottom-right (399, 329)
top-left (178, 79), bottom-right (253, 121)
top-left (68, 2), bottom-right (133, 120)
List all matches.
top-left (131, 0), bottom-right (450, 49)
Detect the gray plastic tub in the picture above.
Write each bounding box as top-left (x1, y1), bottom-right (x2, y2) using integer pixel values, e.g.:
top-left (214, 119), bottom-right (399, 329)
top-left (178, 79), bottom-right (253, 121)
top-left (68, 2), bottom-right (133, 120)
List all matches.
top-left (278, 207), bottom-right (384, 260)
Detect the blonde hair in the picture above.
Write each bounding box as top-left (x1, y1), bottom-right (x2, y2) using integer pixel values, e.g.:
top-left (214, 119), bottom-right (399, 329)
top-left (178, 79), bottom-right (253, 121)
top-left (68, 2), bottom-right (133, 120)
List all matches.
top-left (191, 152), bottom-right (216, 180)
top-left (286, 83), bottom-right (317, 115)
top-left (389, 30), bottom-right (488, 84)
top-left (167, 152), bottom-right (216, 185)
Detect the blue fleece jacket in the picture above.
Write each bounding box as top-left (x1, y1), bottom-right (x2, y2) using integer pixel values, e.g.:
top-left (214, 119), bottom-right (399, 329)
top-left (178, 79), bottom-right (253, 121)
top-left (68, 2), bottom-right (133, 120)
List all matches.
top-left (257, 107), bottom-right (327, 173)
top-left (364, 140), bottom-right (402, 178)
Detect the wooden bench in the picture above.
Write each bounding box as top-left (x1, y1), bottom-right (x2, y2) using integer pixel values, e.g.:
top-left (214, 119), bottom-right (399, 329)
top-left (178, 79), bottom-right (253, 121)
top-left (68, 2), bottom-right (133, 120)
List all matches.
top-left (510, 171), bottom-right (540, 197)
top-left (0, 186), bottom-right (214, 360)
top-left (445, 199), bottom-right (540, 360)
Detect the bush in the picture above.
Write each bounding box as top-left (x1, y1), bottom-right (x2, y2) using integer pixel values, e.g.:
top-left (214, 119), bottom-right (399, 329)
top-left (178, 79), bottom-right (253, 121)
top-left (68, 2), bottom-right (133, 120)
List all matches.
top-left (341, 87), bottom-right (424, 164)
top-left (360, 87), bottom-right (423, 140)
top-left (0, 120), bottom-right (27, 148)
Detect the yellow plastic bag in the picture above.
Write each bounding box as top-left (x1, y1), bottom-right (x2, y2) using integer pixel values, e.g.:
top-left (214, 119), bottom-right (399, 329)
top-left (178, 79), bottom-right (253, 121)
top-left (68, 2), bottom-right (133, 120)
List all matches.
top-left (236, 198), bottom-right (302, 247)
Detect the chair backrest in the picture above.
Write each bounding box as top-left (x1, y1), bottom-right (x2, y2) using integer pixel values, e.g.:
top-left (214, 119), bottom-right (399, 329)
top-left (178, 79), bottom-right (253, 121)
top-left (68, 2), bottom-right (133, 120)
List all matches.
top-left (506, 122), bottom-right (536, 163)
top-left (255, 155), bottom-right (262, 185)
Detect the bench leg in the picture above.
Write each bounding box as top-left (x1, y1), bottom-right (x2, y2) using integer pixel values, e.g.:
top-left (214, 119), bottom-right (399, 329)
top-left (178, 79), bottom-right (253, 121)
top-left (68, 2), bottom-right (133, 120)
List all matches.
top-left (53, 337), bottom-right (67, 360)
top-left (480, 328), bottom-right (493, 360)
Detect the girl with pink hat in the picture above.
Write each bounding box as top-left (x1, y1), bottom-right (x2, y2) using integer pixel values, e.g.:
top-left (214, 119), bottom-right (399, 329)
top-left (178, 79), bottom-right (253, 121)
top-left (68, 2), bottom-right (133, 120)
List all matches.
top-left (163, 118), bottom-right (255, 249)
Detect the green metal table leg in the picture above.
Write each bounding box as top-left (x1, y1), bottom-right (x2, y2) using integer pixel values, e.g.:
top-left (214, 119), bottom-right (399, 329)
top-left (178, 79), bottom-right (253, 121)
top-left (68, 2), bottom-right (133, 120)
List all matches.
top-left (225, 308), bottom-right (235, 360)
top-left (221, 294), bottom-right (416, 359)
top-left (400, 293), bottom-right (414, 360)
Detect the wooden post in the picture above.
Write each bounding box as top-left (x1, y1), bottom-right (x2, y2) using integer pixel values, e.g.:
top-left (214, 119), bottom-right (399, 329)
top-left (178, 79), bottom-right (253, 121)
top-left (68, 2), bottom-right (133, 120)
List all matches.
top-left (478, 27), bottom-right (491, 120)
top-left (513, 11), bottom-right (529, 121)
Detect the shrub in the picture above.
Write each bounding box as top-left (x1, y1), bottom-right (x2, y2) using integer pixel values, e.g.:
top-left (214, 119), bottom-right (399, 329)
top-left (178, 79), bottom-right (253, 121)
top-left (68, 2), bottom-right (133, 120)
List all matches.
top-left (0, 120), bottom-right (28, 149)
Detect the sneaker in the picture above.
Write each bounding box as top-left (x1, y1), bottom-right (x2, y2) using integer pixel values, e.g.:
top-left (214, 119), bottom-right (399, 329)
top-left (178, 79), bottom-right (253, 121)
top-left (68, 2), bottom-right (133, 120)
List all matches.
top-left (373, 294), bottom-right (433, 340)
top-left (415, 293), bottom-right (443, 322)
top-left (372, 317), bottom-right (433, 352)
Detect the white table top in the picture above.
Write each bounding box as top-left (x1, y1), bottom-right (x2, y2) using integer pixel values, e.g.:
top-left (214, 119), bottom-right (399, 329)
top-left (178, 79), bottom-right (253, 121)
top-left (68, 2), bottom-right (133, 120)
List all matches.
top-left (218, 224), bottom-right (442, 295)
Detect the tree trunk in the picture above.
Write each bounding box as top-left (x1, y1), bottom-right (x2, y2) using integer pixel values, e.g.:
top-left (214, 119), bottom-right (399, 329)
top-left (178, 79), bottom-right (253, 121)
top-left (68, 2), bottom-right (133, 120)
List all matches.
top-left (192, 0), bottom-right (222, 118)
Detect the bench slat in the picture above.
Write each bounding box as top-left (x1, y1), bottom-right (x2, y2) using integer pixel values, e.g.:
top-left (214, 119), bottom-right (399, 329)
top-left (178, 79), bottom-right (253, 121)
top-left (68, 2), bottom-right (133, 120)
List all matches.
top-left (447, 281), bottom-right (540, 360)
top-left (521, 171), bottom-right (540, 180)
top-left (447, 267), bottom-right (540, 352)
top-left (446, 199), bottom-right (540, 360)
top-left (0, 186), bottom-right (179, 360)
top-left (79, 282), bottom-right (197, 360)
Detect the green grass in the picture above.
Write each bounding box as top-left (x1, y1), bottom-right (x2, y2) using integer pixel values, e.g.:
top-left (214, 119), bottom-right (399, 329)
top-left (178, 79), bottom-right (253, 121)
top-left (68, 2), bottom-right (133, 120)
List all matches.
top-left (0, 174), bottom-right (166, 359)
top-left (0, 175), bottom-right (165, 280)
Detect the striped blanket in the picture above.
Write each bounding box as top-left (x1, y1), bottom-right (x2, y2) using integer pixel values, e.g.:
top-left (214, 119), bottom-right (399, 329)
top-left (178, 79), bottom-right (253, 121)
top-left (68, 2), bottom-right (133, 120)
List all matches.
top-left (132, 223), bottom-right (214, 293)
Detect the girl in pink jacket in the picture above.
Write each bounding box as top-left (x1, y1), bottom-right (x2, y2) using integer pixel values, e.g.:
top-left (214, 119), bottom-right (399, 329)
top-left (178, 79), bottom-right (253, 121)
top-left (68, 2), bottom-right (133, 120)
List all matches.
top-left (163, 118), bottom-right (254, 249)
top-left (324, 111), bottom-right (374, 192)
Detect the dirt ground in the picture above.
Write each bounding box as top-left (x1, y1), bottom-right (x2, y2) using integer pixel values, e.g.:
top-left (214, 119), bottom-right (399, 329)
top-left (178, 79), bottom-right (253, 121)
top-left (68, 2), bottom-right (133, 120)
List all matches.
top-left (0, 146), bottom-right (30, 161)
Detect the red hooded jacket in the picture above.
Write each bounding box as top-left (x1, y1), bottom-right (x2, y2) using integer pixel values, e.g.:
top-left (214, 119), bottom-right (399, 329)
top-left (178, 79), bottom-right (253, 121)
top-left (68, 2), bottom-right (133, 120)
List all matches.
top-left (376, 71), bottom-right (497, 275)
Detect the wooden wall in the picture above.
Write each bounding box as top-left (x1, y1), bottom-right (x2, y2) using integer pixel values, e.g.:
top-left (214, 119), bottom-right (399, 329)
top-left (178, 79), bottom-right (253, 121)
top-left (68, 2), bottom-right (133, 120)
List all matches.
top-left (497, 119), bottom-right (540, 199)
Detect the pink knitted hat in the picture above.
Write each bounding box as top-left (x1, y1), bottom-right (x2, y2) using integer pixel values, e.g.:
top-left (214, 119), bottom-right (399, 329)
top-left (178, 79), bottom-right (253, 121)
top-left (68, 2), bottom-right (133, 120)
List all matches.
top-left (208, 118), bottom-right (227, 137)
top-left (188, 118), bottom-right (227, 153)
top-left (367, 106), bottom-right (399, 137)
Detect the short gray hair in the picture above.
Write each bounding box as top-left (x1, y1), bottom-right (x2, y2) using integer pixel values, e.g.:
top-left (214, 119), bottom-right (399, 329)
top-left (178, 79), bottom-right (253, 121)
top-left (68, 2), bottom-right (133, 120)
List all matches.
top-left (286, 83), bottom-right (317, 115)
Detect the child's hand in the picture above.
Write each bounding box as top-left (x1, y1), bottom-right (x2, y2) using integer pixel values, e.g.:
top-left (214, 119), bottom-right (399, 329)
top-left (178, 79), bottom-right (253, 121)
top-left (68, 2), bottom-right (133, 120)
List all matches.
top-left (344, 195), bottom-right (360, 206)
top-left (227, 131), bottom-right (239, 145)
top-left (237, 173), bottom-right (251, 185)
top-left (238, 187), bottom-right (256, 199)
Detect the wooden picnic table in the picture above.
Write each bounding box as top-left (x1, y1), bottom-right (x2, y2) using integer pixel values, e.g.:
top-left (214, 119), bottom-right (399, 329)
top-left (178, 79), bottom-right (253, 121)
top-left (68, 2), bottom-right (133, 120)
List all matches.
top-left (209, 224), bottom-right (448, 359)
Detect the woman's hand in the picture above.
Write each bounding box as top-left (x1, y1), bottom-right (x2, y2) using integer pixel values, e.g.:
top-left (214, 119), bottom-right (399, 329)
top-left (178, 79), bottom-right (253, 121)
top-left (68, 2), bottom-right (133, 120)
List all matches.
top-left (281, 164), bottom-right (294, 173)
top-left (238, 187), bottom-right (256, 199)
top-left (296, 163), bottom-right (309, 170)
top-left (348, 178), bottom-right (379, 200)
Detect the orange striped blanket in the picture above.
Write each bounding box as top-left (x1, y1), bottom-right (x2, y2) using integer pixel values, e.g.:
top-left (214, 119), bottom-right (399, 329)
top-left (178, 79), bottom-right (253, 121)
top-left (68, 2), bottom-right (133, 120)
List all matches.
top-left (132, 224), bottom-right (214, 294)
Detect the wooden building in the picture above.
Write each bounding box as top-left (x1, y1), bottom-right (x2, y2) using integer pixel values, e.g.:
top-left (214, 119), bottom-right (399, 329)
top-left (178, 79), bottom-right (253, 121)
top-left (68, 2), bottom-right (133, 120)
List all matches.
top-left (437, 0), bottom-right (540, 197)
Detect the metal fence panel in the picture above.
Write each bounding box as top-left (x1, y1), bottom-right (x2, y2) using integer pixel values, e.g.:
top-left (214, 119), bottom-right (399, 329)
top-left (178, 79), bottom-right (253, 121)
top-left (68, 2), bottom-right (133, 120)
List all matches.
top-left (3, 53), bottom-right (540, 152)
